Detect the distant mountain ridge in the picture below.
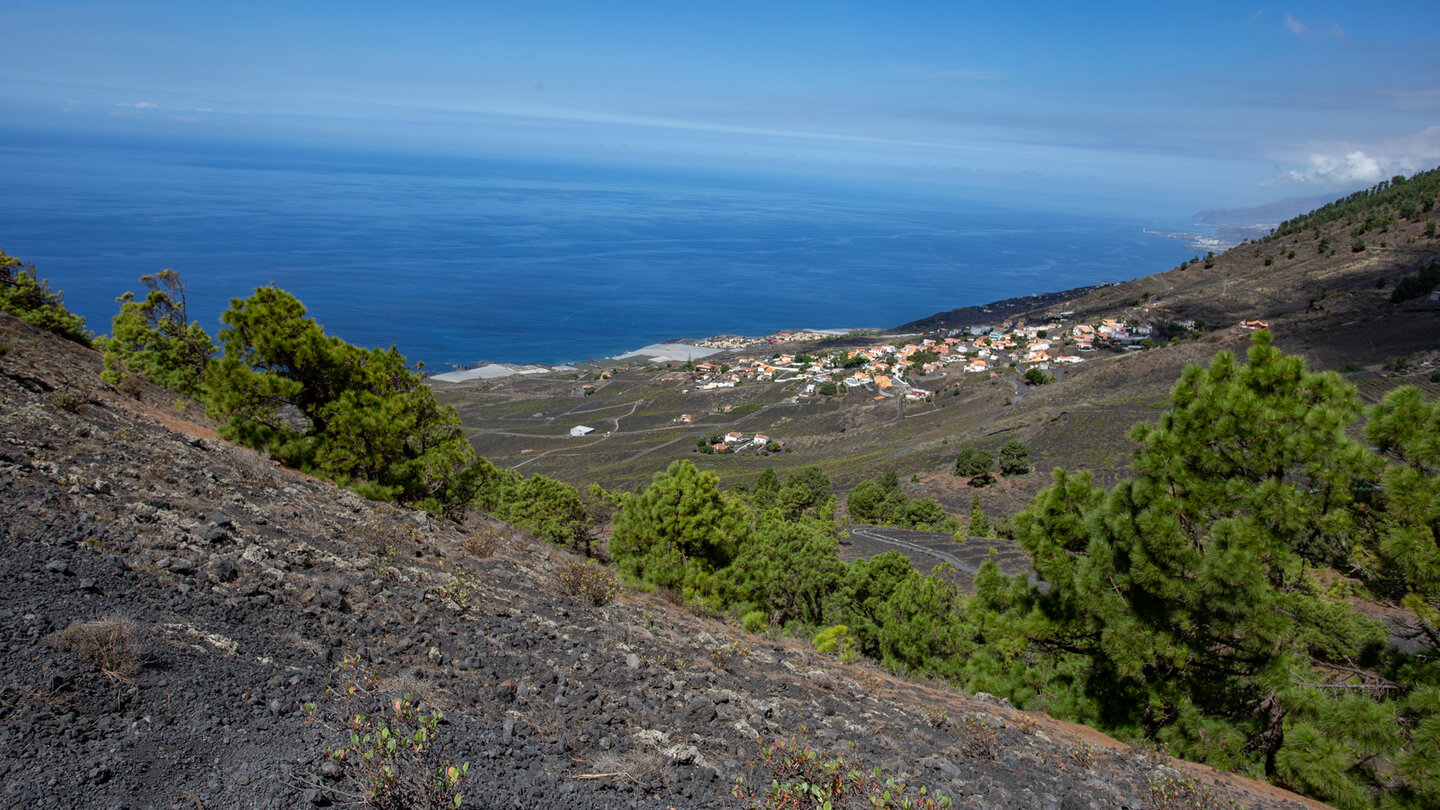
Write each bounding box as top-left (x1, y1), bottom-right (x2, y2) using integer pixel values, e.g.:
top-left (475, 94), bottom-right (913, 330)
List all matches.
top-left (1192, 192), bottom-right (1342, 229)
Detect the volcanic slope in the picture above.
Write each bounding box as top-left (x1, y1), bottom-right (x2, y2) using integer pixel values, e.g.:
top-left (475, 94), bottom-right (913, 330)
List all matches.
top-left (0, 312), bottom-right (1336, 809)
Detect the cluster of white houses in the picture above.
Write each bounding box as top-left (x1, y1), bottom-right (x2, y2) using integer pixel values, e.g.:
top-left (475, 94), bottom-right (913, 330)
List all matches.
top-left (680, 313), bottom-right (1164, 399)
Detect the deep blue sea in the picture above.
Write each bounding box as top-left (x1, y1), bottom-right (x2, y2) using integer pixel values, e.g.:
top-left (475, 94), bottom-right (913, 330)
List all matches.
top-left (0, 137), bottom-right (1200, 369)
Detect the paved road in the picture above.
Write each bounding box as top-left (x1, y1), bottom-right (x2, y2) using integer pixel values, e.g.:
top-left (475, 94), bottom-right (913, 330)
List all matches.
top-left (846, 526), bottom-right (1049, 590)
top-left (849, 527), bottom-right (982, 575)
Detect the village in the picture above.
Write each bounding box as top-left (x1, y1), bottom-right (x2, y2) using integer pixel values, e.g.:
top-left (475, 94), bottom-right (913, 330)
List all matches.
top-left (595, 312), bottom-right (1196, 454)
top-left (681, 312), bottom-right (1173, 399)
top-left (553, 312), bottom-right (1264, 457)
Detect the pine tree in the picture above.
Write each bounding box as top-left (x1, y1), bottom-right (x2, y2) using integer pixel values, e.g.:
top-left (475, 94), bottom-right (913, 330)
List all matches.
top-left (101, 270), bottom-right (213, 396)
top-left (610, 460), bottom-right (750, 593)
top-left (204, 286), bottom-right (476, 514)
top-left (998, 439), bottom-right (1030, 476)
top-left (954, 445), bottom-right (994, 482)
top-left (720, 512), bottom-right (844, 627)
top-left (1014, 333), bottom-right (1392, 794)
top-left (0, 250), bottom-right (89, 343)
top-left (967, 495), bottom-right (991, 537)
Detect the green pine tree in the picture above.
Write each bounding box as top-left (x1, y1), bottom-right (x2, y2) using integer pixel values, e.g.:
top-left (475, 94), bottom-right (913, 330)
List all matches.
top-left (610, 460), bottom-right (750, 594)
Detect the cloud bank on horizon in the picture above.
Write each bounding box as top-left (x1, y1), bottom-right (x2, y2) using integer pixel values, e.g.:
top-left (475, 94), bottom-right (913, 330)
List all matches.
top-left (1, 1), bottom-right (1437, 210)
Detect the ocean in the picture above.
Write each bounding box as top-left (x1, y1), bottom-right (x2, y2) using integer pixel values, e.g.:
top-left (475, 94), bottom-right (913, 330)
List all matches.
top-left (0, 135), bottom-right (1201, 369)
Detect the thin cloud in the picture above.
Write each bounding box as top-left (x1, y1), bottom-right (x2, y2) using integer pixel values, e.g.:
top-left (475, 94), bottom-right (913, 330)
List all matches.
top-left (117, 101), bottom-right (158, 109)
top-left (1283, 13), bottom-right (1346, 41)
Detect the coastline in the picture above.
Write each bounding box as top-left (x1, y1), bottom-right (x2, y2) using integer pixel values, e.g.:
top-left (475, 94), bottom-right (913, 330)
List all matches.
top-left (427, 327), bottom-right (877, 383)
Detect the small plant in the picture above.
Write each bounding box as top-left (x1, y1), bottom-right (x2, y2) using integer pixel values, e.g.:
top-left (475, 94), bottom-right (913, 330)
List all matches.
top-left (735, 736), bottom-right (952, 809)
top-left (1015, 714), bottom-right (1039, 735)
top-left (922, 708), bottom-right (948, 729)
top-left (958, 717), bottom-right (997, 760)
top-left (308, 691), bottom-right (469, 809)
top-left (47, 388), bottom-right (85, 412)
top-left (742, 610), bottom-right (769, 634)
top-left (558, 560), bottom-right (620, 606)
top-left (54, 618), bottom-right (143, 675)
top-left (461, 528), bottom-right (500, 558)
top-left (709, 641), bottom-right (750, 670)
top-left (1128, 737), bottom-right (1171, 766)
top-left (434, 568), bottom-right (475, 608)
top-left (1068, 741), bottom-right (1096, 769)
top-left (371, 539), bottom-right (399, 581)
top-left (1144, 776), bottom-right (1239, 810)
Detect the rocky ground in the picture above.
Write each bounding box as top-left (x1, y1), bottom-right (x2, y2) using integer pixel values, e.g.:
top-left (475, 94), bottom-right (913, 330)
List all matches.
top-left (0, 311), bottom-right (1331, 809)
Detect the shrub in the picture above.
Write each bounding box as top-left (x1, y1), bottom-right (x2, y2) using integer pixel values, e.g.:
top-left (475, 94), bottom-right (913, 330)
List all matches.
top-left (812, 624), bottom-right (858, 663)
top-left (462, 527), bottom-right (500, 558)
top-left (558, 560), bottom-right (620, 606)
top-left (742, 610), bottom-right (769, 634)
top-left (47, 388), bottom-right (85, 412)
top-left (1068, 742), bottom-right (1096, 769)
top-left (55, 618), bottom-right (143, 675)
top-left (1023, 368), bottom-right (1053, 386)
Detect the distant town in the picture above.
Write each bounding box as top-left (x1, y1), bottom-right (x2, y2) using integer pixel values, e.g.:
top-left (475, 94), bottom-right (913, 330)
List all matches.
top-left (681, 311), bottom-right (1187, 398)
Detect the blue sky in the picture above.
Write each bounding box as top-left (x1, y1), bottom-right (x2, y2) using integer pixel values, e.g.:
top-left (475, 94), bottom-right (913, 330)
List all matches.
top-left (2, 1), bottom-right (1438, 210)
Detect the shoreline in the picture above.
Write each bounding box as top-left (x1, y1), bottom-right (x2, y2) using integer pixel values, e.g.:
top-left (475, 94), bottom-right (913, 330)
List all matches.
top-left (427, 327), bottom-right (877, 383)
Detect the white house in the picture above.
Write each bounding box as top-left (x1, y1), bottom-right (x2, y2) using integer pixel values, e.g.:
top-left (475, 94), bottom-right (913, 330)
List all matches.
top-left (570, 425), bottom-right (595, 437)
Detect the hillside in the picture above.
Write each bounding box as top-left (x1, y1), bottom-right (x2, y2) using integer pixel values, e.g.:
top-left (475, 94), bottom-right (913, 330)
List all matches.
top-left (0, 310), bottom-right (1338, 809)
